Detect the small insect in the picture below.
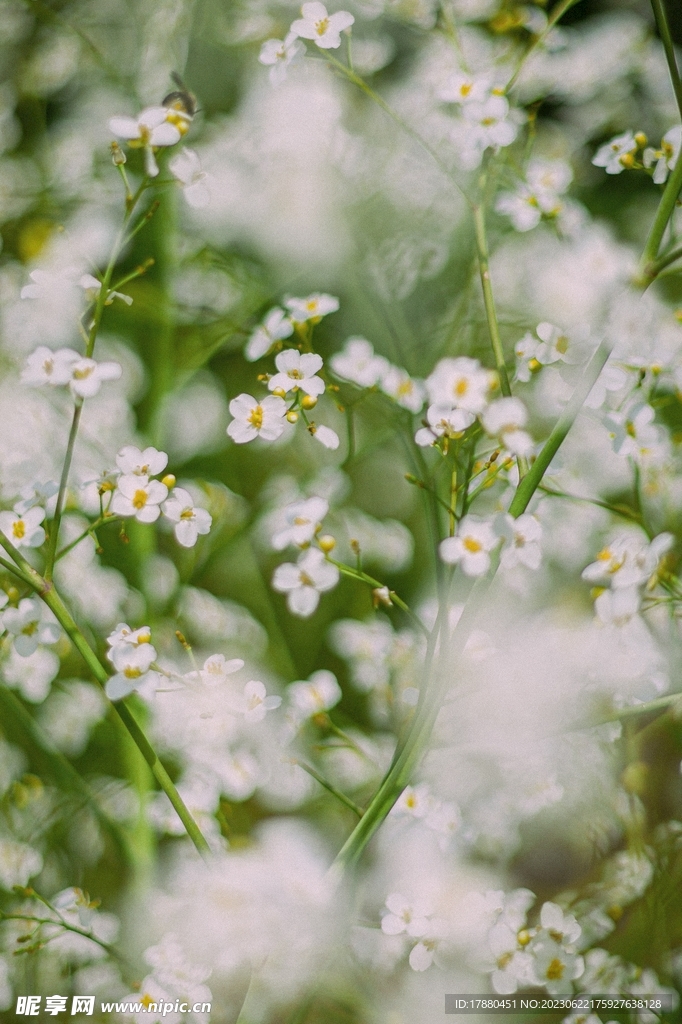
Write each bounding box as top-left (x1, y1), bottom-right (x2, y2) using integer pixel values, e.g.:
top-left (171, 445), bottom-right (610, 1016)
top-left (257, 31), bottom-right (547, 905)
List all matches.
top-left (162, 72), bottom-right (197, 119)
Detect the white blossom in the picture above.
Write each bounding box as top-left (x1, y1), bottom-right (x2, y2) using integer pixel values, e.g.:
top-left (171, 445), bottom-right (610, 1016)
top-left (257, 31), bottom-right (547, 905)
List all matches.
top-left (269, 350), bottom-right (325, 397)
top-left (259, 33), bottom-right (306, 85)
top-left (162, 488), bottom-right (212, 547)
top-left (0, 506), bottom-right (46, 548)
top-left (643, 125), bottom-right (682, 184)
top-left (68, 357), bottom-right (122, 398)
top-left (169, 148), bottom-right (210, 208)
top-left (21, 346), bottom-right (79, 386)
top-left (116, 445), bottom-right (168, 477)
top-left (109, 106), bottom-right (182, 177)
top-left (592, 131), bottom-right (638, 175)
top-left (285, 292), bottom-right (339, 322)
top-left (227, 393), bottom-right (287, 443)
top-left (272, 548), bottom-right (339, 616)
top-left (481, 397), bottom-right (533, 456)
top-left (439, 515), bottom-right (499, 576)
top-left (246, 308), bottom-right (294, 362)
top-left (290, 3), bottom-right (354, 49)
top-left (287, 669), bottom-right (342, 716)
top-left (271, 496), bottom-right (329, 549)
top-left (1, 597), bottom-right (60, 656)
top-left (111, 475), bottom-right (168, 523)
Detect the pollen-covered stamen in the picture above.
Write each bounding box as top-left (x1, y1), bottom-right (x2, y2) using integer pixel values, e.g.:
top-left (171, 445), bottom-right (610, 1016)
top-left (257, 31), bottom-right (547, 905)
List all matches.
top-left (132, 490), bottom-right (148, 510)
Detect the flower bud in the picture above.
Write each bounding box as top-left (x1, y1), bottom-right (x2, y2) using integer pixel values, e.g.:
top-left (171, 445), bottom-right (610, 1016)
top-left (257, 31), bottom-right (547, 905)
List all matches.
top-left (286, 410), bottom-right (299, 423)
top-left (318, 534), bottom-right (336, 553)
top-left (111, 141), bottom-right (127, 165)
top-left (162, 474), bottom-right (176, 489)
top-left (272, 387), bottom-right (287, 398)
top-left (634, 132), bottom-right (647, 148)
top-left (372, 586), bottom-right (393, 608)
top-left (301, 395), bottom-right (318, 410)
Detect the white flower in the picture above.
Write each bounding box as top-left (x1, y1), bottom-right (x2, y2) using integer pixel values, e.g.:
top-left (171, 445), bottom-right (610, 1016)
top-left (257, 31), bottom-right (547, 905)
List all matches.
top-left (271, 496), bottom-right (329, 549)
top-left (245, 308), bottom-right (294, 362)
top-left (530, 939), bottom-right (584, 994)
top-left (603, 402), bottom-right (658, 457)
top-left (116, 445), bottom-right (168, 477)
top-left (287, 669), bottom-right (341, 716)
top-left (285, 292), bottom-right (339, 322)
top-left (461, 94), bottom-right (518, 164)
top-left (231, 680), bottom-right (282, 722)
top-left (111, 476), bottom-right (168, 522)
top-left (200, 653), bottom-right (244, 685)
top-left (585, 363), bottom-right (628, 409)
top-left (109, 106), bottom-right (182, 177)
top-left (79, 273), bottom-right (132, 306)
top-left (1, 597), bottom-right (60, 656)
top-left (330, 337), bottom-right (389, 387)
top-left (497, 513), bottom-right (542, 570)
top-left (120, 977), bottom-right (181, 1024)
top-left (643, 125), bottom-right (682, 184)
top-left (535, 321), bottom-right (588, 365)
top-left (0, 839), bottom-right (43, 890)
top-left (437, 72), bottom-right (491, 105)
top-left (408, 922), bottom-right (449, 972)
top-left (106, 643), bottom-right (158, 701)
top-left (439, 515), bottom-right (499, 576)
top-left (68, 357), bottom-right (122, 398)
top-left (21, 346), bottom-right (79, 386)
top-left (227, 393), bottom-right (287, 443)
top-left (269, 350), bottom-right (325, 397)
top-left (52, 887), bottom-right (98, 929)
top-left (594, 586), bottom-right (641, 628)
top-left (481, 397), bottom-right (533, 456)
top-left (259, 32), bottom-right (306, 85)
top-left (487, 923), bottom-right (534, 994)
top-left (582, 532), bottom-right (673, 590)
top-left (0, 506), bottom-right (46, 549)
top-left (162, 488), bottom-right (212, 547)
top-left (496, 160), bottom-right (573, 232)
top-left (308, 423), bottom-right (340, 449)
top-left (380, 366), bottom-right (425, 412)
top-left (272, 547), bottom-right (339, 616)
top-left (290, 3), bottom-right (354, 49)
top-left (169, 148), bottom-right (210, 208)
top-left (106, 623), bottom-right (153, 650)
top-left (538, 902), bottom-right (581, 946)
top-left (381, 894), bottom-right (431, 937)
top-left (415, 404), bottom-right (474, 446)
top-left (426, 357), bottom-right (494, 413)
top-left (496, 187), bottom-right (544, 232)
top-left (514, 332), bottom-right (541, 382)
top-left (592, 131), bottom-right (637, 175)
top-left (20, 268), bottom-right (78, 300)
top-left (392, 782), bottom-right (433, 819)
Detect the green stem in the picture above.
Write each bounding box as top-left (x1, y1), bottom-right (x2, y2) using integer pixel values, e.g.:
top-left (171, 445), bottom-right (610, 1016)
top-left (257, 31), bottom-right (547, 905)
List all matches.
top-left (636, 144), bottom-right (682, 285)
top-left (650, 0), bottom-right (682, 121)
top-left (44, 400), bottom-right (83, 581)
top-left (505, 0), bottom-right (584, 93)
top-left (0, 554), bottom-right (37, 589)
top-left (294, 759), bottom-right (364, 817)
top-left (568, 692), bottom-right (682, 731)
top-left (472, 199), bottom-right (511, 397)
top-left (508, 341), bottom-right (611, 517)
top-left (55, 514), bottom-right (120, 562)
top-left (328, 557), bottom-right (429, 638)
top-left (538, 485), bottom-right (645, 527)
top-left (0, 532), bottom-right (210, 856)
top-left (0, 912), bottom-right (123, 964)
top-left (642, 241), bottom-right (682, 281)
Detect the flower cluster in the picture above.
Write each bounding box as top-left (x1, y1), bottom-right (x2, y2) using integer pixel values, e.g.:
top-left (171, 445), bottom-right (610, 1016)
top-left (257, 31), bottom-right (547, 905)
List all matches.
top-left (496, 159), bottom-right (578, 233)
top-left (593, 127), bottom-right (682, 185)
top-left (582, 530), bottom-right (673, 631)
top-left (437, 73), bottom-right (520, 170)
top-left (21, 345), bottom-right (122, 398)
top-left (105, 621), bottom-right (159, 700)
top-left (259, 3), bottom-right (355, 84)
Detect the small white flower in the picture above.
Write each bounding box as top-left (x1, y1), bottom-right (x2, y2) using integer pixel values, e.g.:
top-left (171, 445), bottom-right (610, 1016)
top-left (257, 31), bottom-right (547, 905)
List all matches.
top-left (497, 513), bottom-right (542, 570)
top-left (415, 404), bottom-right (474, 446)
top-left (15, 480), bottom-right (58, 516)
top-left (392, 782), bottom-right (433, 819)
top-left (0, 506), bottom-right (46, 549)
top-left (592, 131), bottom-right (637, 175)
top-left (426, 357), bottom-right (494, 413)
top-left (603, 402), bottom-right (658, 457)
top-left (232, 680), bottom-right (282, 722)
top-left (269, 350), bottom-right (325, 397)
top-left (245, 308), bottom-right (294, 362)
top-left (287, 668), bottom-right (341, 716)
top-left (285, 292), bottom-right (339, 322)
top-left (116, 445), bottom-right (168, 477)
top-left (530, 939), bottom-right (584, 994)
top-left (169, 148), bottom-right (210, 208)
top-left (272, 547), bottom-right (339, 616)
top-left (21, 346), bottom-right (79, 386)
top-left (20, 268), bottom-right (78, 301)
top-left (309, 422), bottom-right (340, 449)
top-left (0, 839), bottom-right (43, 890)
top-left (111, 476), bottom-right (168, 523)
top-left (200, 653), bottom-right (244, 685)
top-left (68, 357), bottom-right (122, 398)
top-left (271, 496), bottom-right (329, 549)
top-left (290, 2), bottom-right (354, 50)
top-left (2, 597), bottom-right (60, 656)
top-left (381, 366), bottom-right (425, 412)
top-left (643, 125), bottom-right (682, 184)
top-left (259, 32), bottom-right (306, 85)
top-left (330, 336), bottom-right (389, 388)
top-left (439, 515), bottom-right (499, 576)
top-left (594, 586), bottom-right (641, 628)
top-left (582, 532), bottom-right (673, 590)
top-left (162, 487), bottom-right (212, 547)
top-left (79, 273), bottom-right (132, 306)
top-left (106, 643), bottom-right (157, 701)
top-left (106, 623), bottom-right (154, 650)
top-left (109, 106), bottom-right (182, 177)
top-left (438, 72), bottom-right (491, 105)
top-left (381, 894), bottom-right (431, 937)
top-left (535, 321), bottom-right (588, 365)
top-left (52, 887), bottom-right (98, 929)
top-left (461, 94), bottom-right (518, 161)
top-left (514, 332), bottom-right (541, 382)
top-left (481, 397), bottom-right (533, 456)
top-left (227, 393), bottom-right (287, 443)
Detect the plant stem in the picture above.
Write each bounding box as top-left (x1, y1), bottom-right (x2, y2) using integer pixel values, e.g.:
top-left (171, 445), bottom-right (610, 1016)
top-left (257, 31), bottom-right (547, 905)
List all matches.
top-left (650, 0), bottom-right (682, 121)
top-left (328, 557), bottom-right (429, 638)
top-left (294, 759), bottom-right (364, 817)
top-left (508, 341), bottom-right (611, 517)
top-left (44, 399), bottom-right (83, 581)
top-left (0, 532), bottom-right (210, 857)
top-left (636, 145), bottom-right (682, 285)
top-left (505, 0), bottom-right (584, 93)
top-left (472, 198), bottom-right (511, 397)
top-left (55, 514), bottom-right (120, 562)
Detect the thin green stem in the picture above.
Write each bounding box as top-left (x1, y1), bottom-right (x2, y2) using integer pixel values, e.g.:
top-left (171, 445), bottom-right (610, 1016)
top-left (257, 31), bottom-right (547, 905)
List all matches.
top-left (505, 0), bottom-right (584, 93)
top-left (650, 0), bottom-right (682, 121)
top-left (0, 554), bottom-right (37, 589)
top-left (0, 531), bottom-right (209, 856)
top-left (0, 911), bottom-right (122, 963)
top-left (643, 241), bottom-right (682, 281)
top-left (294, 759), bottom-right (364, 817)
top-left (538, 485), bottom-right (645, 527)
top-left (472, 198), bottom-right (511, 397)
top-left (44, 400), bottom-right (83, 581)
top-left (568, 692), bottom-right (682, 731)
top-left (55, 514), bottom-right (120, 562)
top-left (636, 145), bottom-right (682, 285)
top-left (328, 557), bottom-right (429, 638)
top-left (508, 341), bottom-right (611, 517)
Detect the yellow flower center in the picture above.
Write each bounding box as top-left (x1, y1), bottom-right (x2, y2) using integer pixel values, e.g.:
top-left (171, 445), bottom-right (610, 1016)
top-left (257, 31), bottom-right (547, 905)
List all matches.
top-left (299, 571), bottom-right (315, 586)
top-left (141, 995), bottom-right (154, 1009)
top-left (132, 489), bottom-right (148, 510)
top-left (545, 958), bottom-right (565, 981)
top-left (497, 952), bottom-right (513, 970)
top-left (315, 18), bottom-right (329, 35)
top-left (460, 83), bottom-right (472, 96)
top-left (73, 365), bottom-right (94, 380)
top-left (463, 537), bottom-right (482, 553)
top-left (12, 520), bottom-right (25, 540)
top-left (288, 369), bottom-right (304, 379)
top-left (454, 378), bottom-right (468, 396)
top-left (248, 406), bottom-right (264, 429)
top-left (556, 335), bottom-right (569, 354)
top-left (123, 667), bottom-right (142, 679)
